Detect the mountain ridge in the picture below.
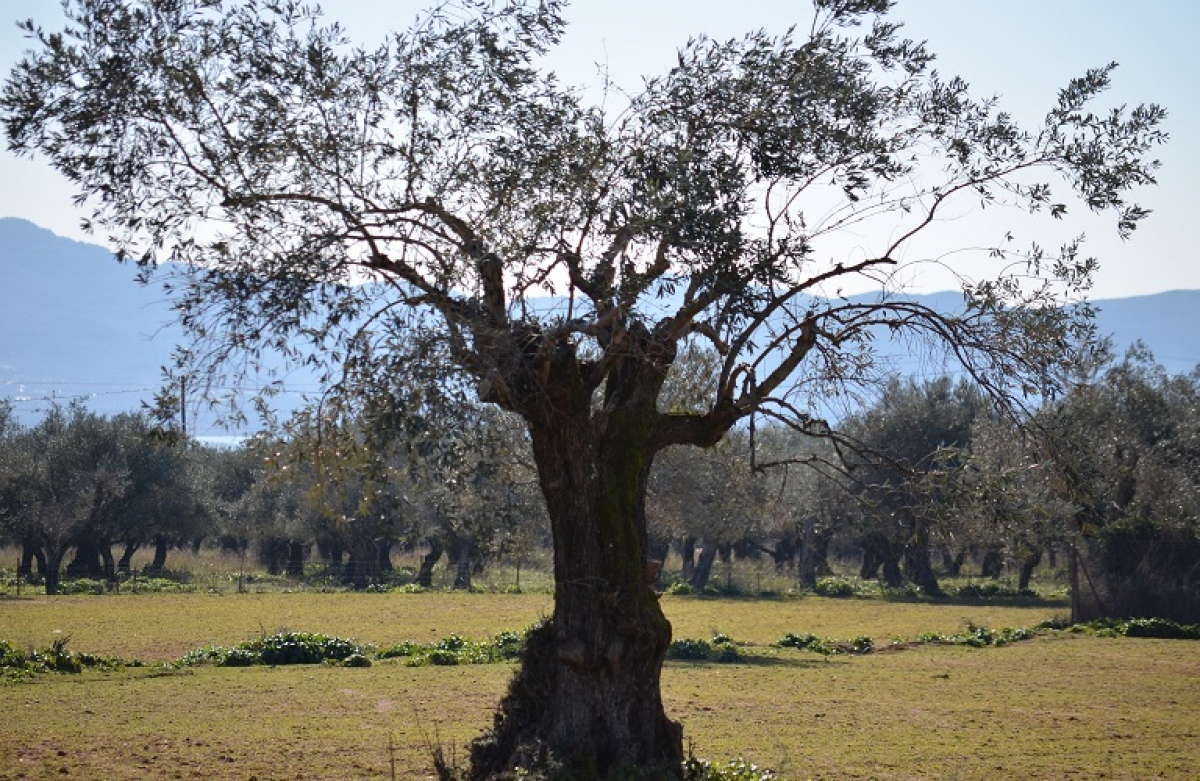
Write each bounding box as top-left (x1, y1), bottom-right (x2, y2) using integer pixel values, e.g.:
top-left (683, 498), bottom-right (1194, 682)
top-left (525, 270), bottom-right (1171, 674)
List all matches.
top-left (2, 217), bottom-right (1196, 429)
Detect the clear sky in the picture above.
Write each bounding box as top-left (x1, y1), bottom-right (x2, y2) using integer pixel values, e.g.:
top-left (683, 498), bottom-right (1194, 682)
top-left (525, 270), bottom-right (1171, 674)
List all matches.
top-left (2, 0), bottom-right (1196, 299)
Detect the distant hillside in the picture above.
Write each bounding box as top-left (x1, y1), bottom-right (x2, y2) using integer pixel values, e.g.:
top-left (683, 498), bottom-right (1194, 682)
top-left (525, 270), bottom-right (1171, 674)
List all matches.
top-left (1087, 290), bottom-right (1198, 375)
top-left (1, 217), bottom-right (1196, 428)
top-left (0, 218), bottom-right (179, 421)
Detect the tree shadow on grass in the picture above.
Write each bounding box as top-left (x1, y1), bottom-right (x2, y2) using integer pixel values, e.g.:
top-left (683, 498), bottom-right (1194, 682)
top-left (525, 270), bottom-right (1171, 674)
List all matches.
top-left (666, 654), bottom-right (844, 670)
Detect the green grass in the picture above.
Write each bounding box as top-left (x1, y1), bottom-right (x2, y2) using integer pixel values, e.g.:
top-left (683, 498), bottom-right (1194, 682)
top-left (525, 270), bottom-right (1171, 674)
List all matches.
top-left (1, 591), bottom-right (1198, 779)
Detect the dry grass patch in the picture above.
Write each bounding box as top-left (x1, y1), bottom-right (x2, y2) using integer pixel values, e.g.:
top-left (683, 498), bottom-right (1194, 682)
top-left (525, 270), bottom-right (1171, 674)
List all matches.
top-left (0, 592), bottom-right (553, 661)
top-left (663, 635), bottom-right (1200, 779)
top-left (0, 662), bottom-right (511, 779)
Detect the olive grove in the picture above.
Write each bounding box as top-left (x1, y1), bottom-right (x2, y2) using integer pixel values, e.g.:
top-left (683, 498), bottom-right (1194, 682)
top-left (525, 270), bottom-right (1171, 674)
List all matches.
top-left (2, 0), bottom-right (1164, 776)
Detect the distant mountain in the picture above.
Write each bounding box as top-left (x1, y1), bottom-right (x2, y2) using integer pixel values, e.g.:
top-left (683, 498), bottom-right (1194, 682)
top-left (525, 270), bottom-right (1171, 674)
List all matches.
top-left (2, 217), bottom-right (1197, 428)
top-left (1086, 290), bottom-right (1198, 375)
top-left (0, 218), bottom-right (179, 421)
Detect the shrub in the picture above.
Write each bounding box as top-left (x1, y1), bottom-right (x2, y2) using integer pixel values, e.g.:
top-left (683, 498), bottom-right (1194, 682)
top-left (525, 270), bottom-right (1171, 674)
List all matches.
top-left (711, 643), bottom-right (743, 663)
top-left (1068, 617), bottom-right (1200, 640)
top-left (56, 578), bottom-right (108, 595)
top-left (776, 632), bottom-right (822, 651)
top-left (776, 632), bottom-right (873, 656)
top-left (961, 624), bottom-right (994, 648)
top-left (182, 632), bottom-right (369, 667)
top-left (667, 636), bottom-right (743, 663)
top-left (813, 577), bottom-right (857, 598)
top-left (952, 582), bottom-right (1040, 600)
top-left (667, 639), bottom-right (711, 661)
top-left (378, 630), bottom-right (528, 666)
top-left (1122, 617), bottom-right (1200, 639)
top-left (426, 649), bottom-right (460, 666)
top-left (436, 634), bottom-right (468, 652)
top-left (220, 647), bottom-right (258, 667)
top-left (251, 632), bottom-right (361, 665)
top-left (377, 640), bottom-right (422, 660)
top-left (126, 577), bottom-right (197, 594)
top-left (0, 639), bottom-right (39, 680)
top-left (491, 630), bottom-right (524, 660)
top-left (0, 636), bottom-right (118, 677)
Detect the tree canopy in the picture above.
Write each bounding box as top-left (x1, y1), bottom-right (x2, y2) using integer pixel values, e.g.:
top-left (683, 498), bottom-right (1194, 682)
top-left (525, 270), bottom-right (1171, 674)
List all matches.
top-left (2, 0), bottom-right (1163, 427)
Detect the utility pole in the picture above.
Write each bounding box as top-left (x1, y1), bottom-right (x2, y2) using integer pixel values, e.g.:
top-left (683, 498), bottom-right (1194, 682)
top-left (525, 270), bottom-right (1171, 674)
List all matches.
top-left (179, 375), bottom-right (187, 440)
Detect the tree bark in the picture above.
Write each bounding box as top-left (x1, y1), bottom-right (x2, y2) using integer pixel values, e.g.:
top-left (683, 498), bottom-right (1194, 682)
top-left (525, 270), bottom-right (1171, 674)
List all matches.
top-left (344, 547), bottom-right (378, 589)
top-left (449, 538), bottom-right (474, 590)
top-left (19, 542), bottom-right (45, 577)
top-left (147, 534), bottom-right (169, 575)
top-left (66, 537), bottom-right (105, 579)
top-left (418, 540), bottom-right (443, 588)
top-left (678, 536), bottom-right (697, 583)
top-left (798, 517), bottom-right (818, 591)
top-left (980, 547), bottom-right (1004, 579)
top-left (44, 545), bottom-right (65, 596)
top-left (942, 547), bottom-right (966, 577)
top-left (860, 533), bottom-right (903, 587)
top-left (903, 517), bottom-right (940, 595)
top-left (771, 531), bottom-right (798, 572)
top-left (812, 531), bottom-right (833, 577)
top-left (688, 538), bottom-right (719, 590)
top-left (469, 338), bottom-right (688, 779)
top-left (286, 540), bottom-right (307, 579)
top-left (118, 541), bottom-right (140, 573)
top-left (98, 542), bottom-right (116, 583)
top-left (1017, 545), bottom-right (1042, 591)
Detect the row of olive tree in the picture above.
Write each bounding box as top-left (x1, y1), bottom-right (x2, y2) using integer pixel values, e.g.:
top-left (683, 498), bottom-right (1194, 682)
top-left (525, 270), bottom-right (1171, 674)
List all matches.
top-left (0, 402), bottom-right (205, 593)
top-left (641, 342), bottom-right (1199, 606)
top-left (0, 396), bottom-right (548, 593)
top-left (802, 343), bottom-right (1200, 608)
top-left (1028, 344), bottom-right (1200, 621)
top-left (7, 341), bottom-right (1193, 606)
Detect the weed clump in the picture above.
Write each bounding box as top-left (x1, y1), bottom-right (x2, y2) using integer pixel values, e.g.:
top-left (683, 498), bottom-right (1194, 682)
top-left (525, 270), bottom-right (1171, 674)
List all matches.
top-left (813, 577), bottom-right (860, 598)
top-left (776, 632), bottom-right (873, 655)
top-left (180, 631), bottom-right (367, 667)
top-left (0, 636), bottom-right (135, 681)
top-left (377, 629), bottom-right (527, 666)
top-left (666, 634), bottom-right (744, 663)
top-left (777, 624), bottom-right (1039, 655)
top-left (1062, 617), bottom-right (1200, 639)
top-left (684, 756), bottom-right (776, 780)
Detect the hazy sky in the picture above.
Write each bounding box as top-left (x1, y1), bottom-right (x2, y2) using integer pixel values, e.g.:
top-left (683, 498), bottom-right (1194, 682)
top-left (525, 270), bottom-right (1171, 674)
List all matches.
top-left (2, 0), bottom-right (1196, 299)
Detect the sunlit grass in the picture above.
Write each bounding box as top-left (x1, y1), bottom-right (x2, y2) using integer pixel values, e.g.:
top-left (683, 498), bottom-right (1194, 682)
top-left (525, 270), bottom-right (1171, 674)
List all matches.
top-left (1, 590), bottom-right (1196, 779)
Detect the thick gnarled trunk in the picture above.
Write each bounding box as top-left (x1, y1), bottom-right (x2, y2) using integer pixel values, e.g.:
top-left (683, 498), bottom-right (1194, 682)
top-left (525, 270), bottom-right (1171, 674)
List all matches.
top-left (472, 414), bottom-right (680, 778)
top-left (470, 340), bottom-right (685, 779)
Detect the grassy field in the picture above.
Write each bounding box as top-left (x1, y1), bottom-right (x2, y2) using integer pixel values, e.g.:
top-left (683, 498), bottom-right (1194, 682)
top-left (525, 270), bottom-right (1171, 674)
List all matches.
top-left (2, 591), bottom-right (1198, 779)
